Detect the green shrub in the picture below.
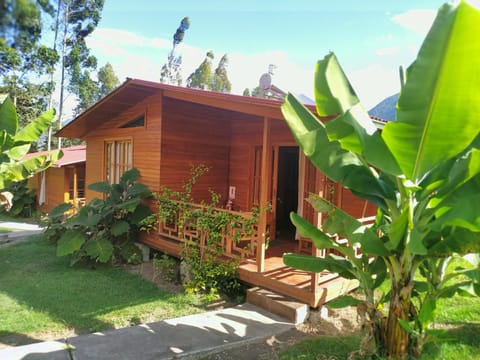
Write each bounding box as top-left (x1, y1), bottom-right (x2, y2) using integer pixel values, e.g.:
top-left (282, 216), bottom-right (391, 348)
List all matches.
top-left (153, 253), bottom-right (178, 282)
top-left (0, 180), bottom-right (36, 218)
top-left (151, 165), bottom-right (252, 301)
top-left (43, 168), bottom-right (152, 266)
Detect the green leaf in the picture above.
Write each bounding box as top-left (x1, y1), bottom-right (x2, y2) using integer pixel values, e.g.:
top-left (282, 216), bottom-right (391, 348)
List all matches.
top-left (129, 204), bottom-right (152, 225)
top-left (120, 168), bottom-right (140, 183)
top-left (418, 298), bottom-right (436, 327)
top-left (0, 96), bottom-right (18, 136)
top-left (428, 228), bottom-right (480, 256)
top-left (307, 194), bottom-right (390, 256)
top-left (88, 181), bottom-right (111, 193)
top-left (382, 2), bottom-right (480, 182)
top-left (386, 210), bottom-right (408, 250)
top-left (407, 228), bottom-right (428, 255)
top-left (57, 230), bottom-right (87, 257)
top-left (84, 238), bottom-right (114, 263)
top-left (398, 319), bottom-right (415, 334)
top-left (117, 197), bottom-right (140, 212)
top-left (290, 212), bottom-right (335, 249)
top-left (327, 295), bottom-right (363, 309)
top-left (49, 203), bottom-right (73, 218)
top-left (14, 109), bottom-right (55, 143)
top-left (127, 183), bottom-right (151, 197)
top-left (314, 52), bottom-right (359, 115)
top-left (281, 94), bottom-right (392, 209)
top-left (283, 253), bottom-right (356, 279)
top-left (111, 220), bottom-right (130, 236)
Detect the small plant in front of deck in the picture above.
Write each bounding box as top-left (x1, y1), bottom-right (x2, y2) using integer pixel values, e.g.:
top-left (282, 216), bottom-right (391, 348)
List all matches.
top-left (282, 2), bottom-right (480, 358)
top-left (151, 165), bottom-right (255, 301)
top-left (182, 191), bottom-right (248, 300)
top-left (153, 253), bottom-right (178, 282)
top-left (45, 168), bottom-right (152, 265)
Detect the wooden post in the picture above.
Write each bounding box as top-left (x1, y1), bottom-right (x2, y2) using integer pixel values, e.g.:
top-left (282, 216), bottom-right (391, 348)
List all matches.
top-left (73, 166), bottom-right (78, 205)
top-left (256, 117), bottom-right (271, 273)
top-left (311, 169), bottom-right (325, 293)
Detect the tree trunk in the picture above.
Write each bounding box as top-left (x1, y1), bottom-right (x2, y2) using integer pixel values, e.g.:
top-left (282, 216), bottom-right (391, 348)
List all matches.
top-left (385, 281), bottom-right (413, 359)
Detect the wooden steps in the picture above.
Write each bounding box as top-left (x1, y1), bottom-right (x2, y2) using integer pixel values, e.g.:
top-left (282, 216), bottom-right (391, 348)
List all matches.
top-left (246, 287), bottom-right (309, 324)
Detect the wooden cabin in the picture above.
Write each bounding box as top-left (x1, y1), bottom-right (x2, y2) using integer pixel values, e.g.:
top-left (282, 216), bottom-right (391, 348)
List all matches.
top-left (26, 145), bottom-right (86, 213)
top-left (57, 79), bottom-right (380, 307)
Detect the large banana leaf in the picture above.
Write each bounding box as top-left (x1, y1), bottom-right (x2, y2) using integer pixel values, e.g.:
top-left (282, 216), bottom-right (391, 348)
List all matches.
top-left (307, 193), bottom-right (390, 256)
top-left (281, 94), bottom-right (392, 209)
top-left (314, 53), bottom-right (401, 176)
top-left (382, 1), bottom-right (480, 182)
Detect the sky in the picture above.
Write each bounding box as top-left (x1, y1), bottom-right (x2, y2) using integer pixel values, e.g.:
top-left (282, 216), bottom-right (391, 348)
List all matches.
top-left (84, 0), bottom-right (450, 109)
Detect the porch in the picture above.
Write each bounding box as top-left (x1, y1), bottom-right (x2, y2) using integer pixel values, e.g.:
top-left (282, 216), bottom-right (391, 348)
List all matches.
top-left (144, 200), bottom-right (362, 308)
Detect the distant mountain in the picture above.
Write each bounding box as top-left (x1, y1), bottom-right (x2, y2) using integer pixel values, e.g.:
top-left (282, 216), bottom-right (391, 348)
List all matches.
top-left (369, 93), bottom-right (398, 121)
top-left (296, 93), bottom-right (315, 105)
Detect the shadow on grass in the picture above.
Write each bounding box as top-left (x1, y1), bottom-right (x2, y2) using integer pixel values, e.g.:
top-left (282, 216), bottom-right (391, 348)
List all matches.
top-left (0, 236), bottom-right (192, 345)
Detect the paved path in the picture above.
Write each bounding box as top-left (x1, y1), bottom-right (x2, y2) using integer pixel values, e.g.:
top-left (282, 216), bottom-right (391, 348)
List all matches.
top-left (0, 220), bottom-right (43, 246)
top-left (0, 303), bottom-right (294, 360)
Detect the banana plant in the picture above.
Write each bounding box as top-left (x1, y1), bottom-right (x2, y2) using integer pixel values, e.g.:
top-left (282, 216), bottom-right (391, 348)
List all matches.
top-left (0, 96), bottom-right (62, 209)
top-left (281, 1), bottom-right (480, 358)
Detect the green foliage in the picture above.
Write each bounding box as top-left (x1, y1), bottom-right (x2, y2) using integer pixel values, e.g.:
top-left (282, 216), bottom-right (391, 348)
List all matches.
top-left (97, 62), bottom-right (119, 99)
top-left (281, 2), bottom-right (480, 359)
top-left (212, 54), bottom-right (232, 93)
top-left (43, 168), bottom-right (152, 266)
top-left (0, 96), bottom-right (61, 212)
top-left (153, 253), bottom-right (178, 282)
top-left (160, 16), bottom-right (190, 86)
top-left (0, 180), bottom-right (36, 217)
top-left (150, 165), bottom-right (252, 301)
top-left (186, 52), bottom-right (232, 93)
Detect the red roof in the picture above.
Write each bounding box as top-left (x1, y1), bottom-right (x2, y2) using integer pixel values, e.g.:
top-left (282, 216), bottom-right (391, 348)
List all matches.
top-left (24, 145), bottom-right (86, 167)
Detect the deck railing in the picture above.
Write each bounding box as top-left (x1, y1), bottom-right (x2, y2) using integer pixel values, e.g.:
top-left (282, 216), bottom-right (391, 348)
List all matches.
top-left (157, 201), bottom-right (258, 259)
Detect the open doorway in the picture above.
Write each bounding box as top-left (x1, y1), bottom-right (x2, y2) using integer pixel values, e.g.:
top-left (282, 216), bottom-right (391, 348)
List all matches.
top-left (275, 146), bottom-right (299, 241)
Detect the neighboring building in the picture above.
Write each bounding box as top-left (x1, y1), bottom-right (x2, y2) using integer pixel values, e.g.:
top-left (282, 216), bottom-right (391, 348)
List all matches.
top-left (57, 79), bottom-right (377, 307)
top-left (26, 145), bottom-right (86, 213)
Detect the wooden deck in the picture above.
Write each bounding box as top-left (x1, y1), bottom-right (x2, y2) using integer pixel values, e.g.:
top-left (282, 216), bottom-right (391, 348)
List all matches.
top-left (237, 239), bottom-right (358, 307)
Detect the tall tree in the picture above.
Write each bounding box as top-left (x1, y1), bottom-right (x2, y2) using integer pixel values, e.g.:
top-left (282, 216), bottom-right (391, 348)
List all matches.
top-left (0, 0), bottom-right (58, 129)
top-left (211, 54), bottom-right (231, 93)
top-left (160, 16), bottom-right (190, 86)
top-left (49, 0), bottom-right (104, 148)
top-left (97, 62), bottom-right (119, 99)
top-left (186, 51), bottom-right (214, 90)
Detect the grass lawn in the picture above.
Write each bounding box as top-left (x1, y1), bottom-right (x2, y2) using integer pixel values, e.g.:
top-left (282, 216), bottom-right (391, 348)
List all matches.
top-left (0, 236), bottom-right (207, 347)
top-left (280, 293), bottom-right (480, 360)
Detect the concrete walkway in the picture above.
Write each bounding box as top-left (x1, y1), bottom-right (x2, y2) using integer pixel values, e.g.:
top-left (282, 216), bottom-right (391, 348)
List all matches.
top-left (0, 303), bottom-right (294, 360)
top-left (0, 221), bottom-right (43, 245)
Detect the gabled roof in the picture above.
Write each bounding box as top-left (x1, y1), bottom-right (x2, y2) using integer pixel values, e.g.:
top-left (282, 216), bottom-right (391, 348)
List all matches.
top-left (24, 145), bottom-right (86, 167)
top-left (56, 78), bottom-right (318, 139)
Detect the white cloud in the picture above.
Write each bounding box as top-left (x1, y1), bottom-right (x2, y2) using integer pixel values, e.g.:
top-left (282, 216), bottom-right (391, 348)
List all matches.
top-left (376, 46), bottom-right (401, 57)
top-left (392, 9), bottom-right (436, 36)
top-left (86, 28), bottom-right (397, 111)
top-left (86, 27), bottom-right (315, 98)
top-left (348, 64), bottom-right (400, 109)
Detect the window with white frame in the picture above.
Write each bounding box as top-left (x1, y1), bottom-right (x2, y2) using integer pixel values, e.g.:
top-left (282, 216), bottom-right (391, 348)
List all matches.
top-left (105, 139), bottom-right (132, 184)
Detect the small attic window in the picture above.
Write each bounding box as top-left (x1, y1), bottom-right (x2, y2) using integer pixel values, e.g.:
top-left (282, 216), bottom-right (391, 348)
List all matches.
top-left (120, 114), bottom-right (145, 128)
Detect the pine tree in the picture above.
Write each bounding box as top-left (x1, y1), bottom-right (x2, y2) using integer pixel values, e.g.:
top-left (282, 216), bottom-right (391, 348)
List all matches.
top-left (212, 54), bottom-right (231, 93)
top-left (186, 51), bottom-right (214, 90)
top-left (97, 62), bottom-right (119, 99)
top-left (160, 16), bottom-right (190, 85)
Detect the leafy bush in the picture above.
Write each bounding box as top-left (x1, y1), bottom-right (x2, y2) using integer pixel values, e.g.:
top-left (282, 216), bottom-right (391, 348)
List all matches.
top-left (44, 168), bottom-right (152, 265)
top-left (150, 165), bottom-right (251, 301)
top-left (0, 180), bottom-right (36, 218)
top-left (153, 253), bottom-right (178, 282)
